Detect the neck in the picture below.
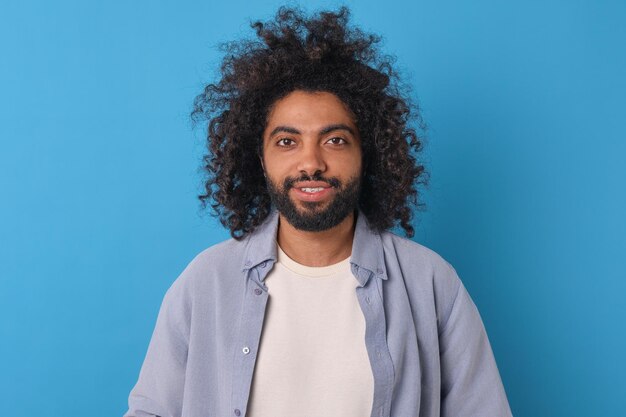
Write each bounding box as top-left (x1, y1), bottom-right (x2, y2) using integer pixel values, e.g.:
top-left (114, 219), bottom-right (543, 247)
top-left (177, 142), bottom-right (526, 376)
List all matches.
top-left (277, 211), bottom-right (357, 267)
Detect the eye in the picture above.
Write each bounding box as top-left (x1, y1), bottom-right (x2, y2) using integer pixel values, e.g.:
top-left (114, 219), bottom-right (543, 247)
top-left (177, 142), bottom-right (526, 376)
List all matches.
top-left (276, 138), bottom-right (296, 147)
top-left (326, 137), bottom-right (347, 145)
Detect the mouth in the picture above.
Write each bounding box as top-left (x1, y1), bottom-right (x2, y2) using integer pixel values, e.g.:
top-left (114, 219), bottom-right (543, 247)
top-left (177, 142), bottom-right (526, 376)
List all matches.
top-left (290, 182), bottom-right (334, 202)
top-left (298, 186), bottom-right (328, 193)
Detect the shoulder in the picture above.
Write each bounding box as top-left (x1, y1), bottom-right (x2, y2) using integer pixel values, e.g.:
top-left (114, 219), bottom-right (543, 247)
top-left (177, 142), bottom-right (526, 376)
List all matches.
top-left (380, 230), bottom-right (463, 323)
top-left (188, 237), bottom-right (246, 273)
top-left (166, 236), bottom-right (248, 297)
top-left (380, 230), bottom-right (460, 282)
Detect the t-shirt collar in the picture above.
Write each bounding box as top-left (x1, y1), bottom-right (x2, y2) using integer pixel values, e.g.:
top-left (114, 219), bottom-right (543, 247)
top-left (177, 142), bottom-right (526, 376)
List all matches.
top-left (242, 208), bottom-right (388, 286)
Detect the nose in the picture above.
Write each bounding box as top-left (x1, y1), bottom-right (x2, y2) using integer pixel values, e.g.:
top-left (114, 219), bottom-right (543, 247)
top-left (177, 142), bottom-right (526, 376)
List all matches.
top-left (296, 143), bottom-right (326, 176)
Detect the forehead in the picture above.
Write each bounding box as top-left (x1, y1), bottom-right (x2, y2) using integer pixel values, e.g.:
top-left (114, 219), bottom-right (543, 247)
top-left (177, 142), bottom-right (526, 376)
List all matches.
top-left (264, 90), bottom-right (357, 133)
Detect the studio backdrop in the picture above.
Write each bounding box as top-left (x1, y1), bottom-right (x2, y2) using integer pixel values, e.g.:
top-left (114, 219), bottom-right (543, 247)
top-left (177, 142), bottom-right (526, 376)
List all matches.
top-left (0, 0), bottom-right (624, 416)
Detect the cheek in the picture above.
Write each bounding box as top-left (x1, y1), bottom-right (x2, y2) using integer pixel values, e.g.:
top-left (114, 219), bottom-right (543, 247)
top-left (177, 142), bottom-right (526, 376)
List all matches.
top-left (263, 156), bottom-right (287, 177)
top-left (342, 152), bottom-right (363, 176)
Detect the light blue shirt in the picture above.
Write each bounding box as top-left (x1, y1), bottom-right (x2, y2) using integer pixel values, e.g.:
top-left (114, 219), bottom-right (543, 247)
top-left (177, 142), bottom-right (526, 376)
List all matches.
top-left (124, 209), bottom-right (513, 417)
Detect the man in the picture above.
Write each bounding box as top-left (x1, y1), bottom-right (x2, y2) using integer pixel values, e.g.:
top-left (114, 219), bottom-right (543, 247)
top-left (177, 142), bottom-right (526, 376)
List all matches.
top-left (124, 6), bottom-right (513, 417)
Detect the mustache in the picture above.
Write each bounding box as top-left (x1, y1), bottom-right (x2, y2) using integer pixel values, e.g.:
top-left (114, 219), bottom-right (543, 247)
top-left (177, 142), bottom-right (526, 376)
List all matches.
top-left (283, 173), bottom-right (341, 190)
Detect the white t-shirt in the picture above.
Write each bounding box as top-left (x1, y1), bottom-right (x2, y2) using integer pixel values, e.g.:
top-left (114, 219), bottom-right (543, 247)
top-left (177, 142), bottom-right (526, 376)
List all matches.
top-left (246, 244), bottom-right (375, 417)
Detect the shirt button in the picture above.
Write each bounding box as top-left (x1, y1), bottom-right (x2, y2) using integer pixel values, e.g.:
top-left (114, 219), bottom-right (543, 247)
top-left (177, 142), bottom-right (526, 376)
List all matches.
top-left (260, 261), bottom-right (267, 268)
top-left (376, 268), bottom-right (383, 275)
top-left (366, 296), bottom-right (371, 304)
top-left (242, 346), bottom-right (250, 354)
top-left (245, 260), bottom-right (251, 267)
top-left (234, 409), bottom-right (241, 416)
top-left (254, 288), bottom-right (262, 295)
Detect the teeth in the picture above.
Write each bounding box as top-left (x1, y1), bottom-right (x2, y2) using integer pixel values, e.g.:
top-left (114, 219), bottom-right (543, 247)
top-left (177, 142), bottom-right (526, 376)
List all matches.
top-left (301, 187), bottom-right (324, 193)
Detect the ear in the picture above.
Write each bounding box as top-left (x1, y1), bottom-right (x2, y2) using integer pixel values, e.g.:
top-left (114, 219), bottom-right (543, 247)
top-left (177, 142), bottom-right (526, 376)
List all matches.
top-left (259, 156), bottom-right (266, 177)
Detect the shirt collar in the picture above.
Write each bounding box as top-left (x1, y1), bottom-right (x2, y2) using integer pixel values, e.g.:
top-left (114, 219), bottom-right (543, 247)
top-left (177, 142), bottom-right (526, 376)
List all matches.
top-left (242, 209), bottom-right (388, 286)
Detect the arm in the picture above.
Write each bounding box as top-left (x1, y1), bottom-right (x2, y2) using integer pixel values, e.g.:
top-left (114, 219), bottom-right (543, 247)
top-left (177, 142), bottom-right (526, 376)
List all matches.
top-left (123, 279), bottom-right (190, 417)
top-left (439, 276), bottom-right (513, 416)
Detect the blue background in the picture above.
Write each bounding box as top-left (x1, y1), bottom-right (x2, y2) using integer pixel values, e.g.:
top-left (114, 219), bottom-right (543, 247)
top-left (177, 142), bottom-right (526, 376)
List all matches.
top-left (1, 0), bottom-right (624, 415)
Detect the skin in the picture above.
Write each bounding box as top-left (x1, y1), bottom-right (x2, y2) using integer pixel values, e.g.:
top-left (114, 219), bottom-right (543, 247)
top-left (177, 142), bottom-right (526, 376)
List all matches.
top-left (261, 90), bottom-right (363, 267)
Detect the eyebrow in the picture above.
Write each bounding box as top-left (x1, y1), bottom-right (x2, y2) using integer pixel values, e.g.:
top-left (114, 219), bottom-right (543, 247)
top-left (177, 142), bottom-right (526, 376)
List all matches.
top-left (268, 123), bottom-right (356, 138)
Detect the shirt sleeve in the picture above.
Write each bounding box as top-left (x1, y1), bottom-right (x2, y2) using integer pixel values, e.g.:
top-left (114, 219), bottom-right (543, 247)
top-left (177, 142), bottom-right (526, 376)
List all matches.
top-left (123, 280), bottom-right (190, 417)
top-left (439, 279), bottom-right (513, 417)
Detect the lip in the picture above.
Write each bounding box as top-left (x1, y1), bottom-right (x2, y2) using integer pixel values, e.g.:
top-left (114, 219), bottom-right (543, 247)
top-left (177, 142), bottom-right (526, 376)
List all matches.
top-left (293, 181), bottom-right (332, 188)
top-left (291, 183), bottom-right (334, 202)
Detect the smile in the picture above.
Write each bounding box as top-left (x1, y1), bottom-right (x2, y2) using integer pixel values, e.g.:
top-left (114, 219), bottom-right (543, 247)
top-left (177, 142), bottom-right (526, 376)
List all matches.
top-left (300, 187), bottom-right (326, 193)
top-left (292, 186), bottom-right (333, 202)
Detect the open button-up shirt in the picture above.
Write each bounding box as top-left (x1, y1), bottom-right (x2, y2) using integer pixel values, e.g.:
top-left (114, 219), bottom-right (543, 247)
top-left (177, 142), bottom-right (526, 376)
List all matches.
top-left (124, 209), bottom-right (513, 417)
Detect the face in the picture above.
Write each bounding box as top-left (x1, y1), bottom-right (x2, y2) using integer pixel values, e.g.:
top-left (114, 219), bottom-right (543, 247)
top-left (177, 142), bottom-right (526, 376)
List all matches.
top-left (261, 90), bottom-right (363, 232)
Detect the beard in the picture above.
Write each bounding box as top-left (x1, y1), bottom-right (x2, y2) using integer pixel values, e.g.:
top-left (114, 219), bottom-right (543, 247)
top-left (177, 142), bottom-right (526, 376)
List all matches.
top-left (265, 172), bottom-right (361, 232)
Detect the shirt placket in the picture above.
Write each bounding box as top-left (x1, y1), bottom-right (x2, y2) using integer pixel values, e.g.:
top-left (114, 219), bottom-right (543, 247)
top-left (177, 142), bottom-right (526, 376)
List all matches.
top-left (230, 266), bottom-right (269, 417)
top-left (354, 265), bottom-right (395, 417)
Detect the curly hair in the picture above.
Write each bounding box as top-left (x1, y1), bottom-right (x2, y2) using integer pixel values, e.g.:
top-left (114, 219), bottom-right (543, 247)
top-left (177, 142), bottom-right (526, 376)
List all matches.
top-left (191, 5), bottom-right (428, 240)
